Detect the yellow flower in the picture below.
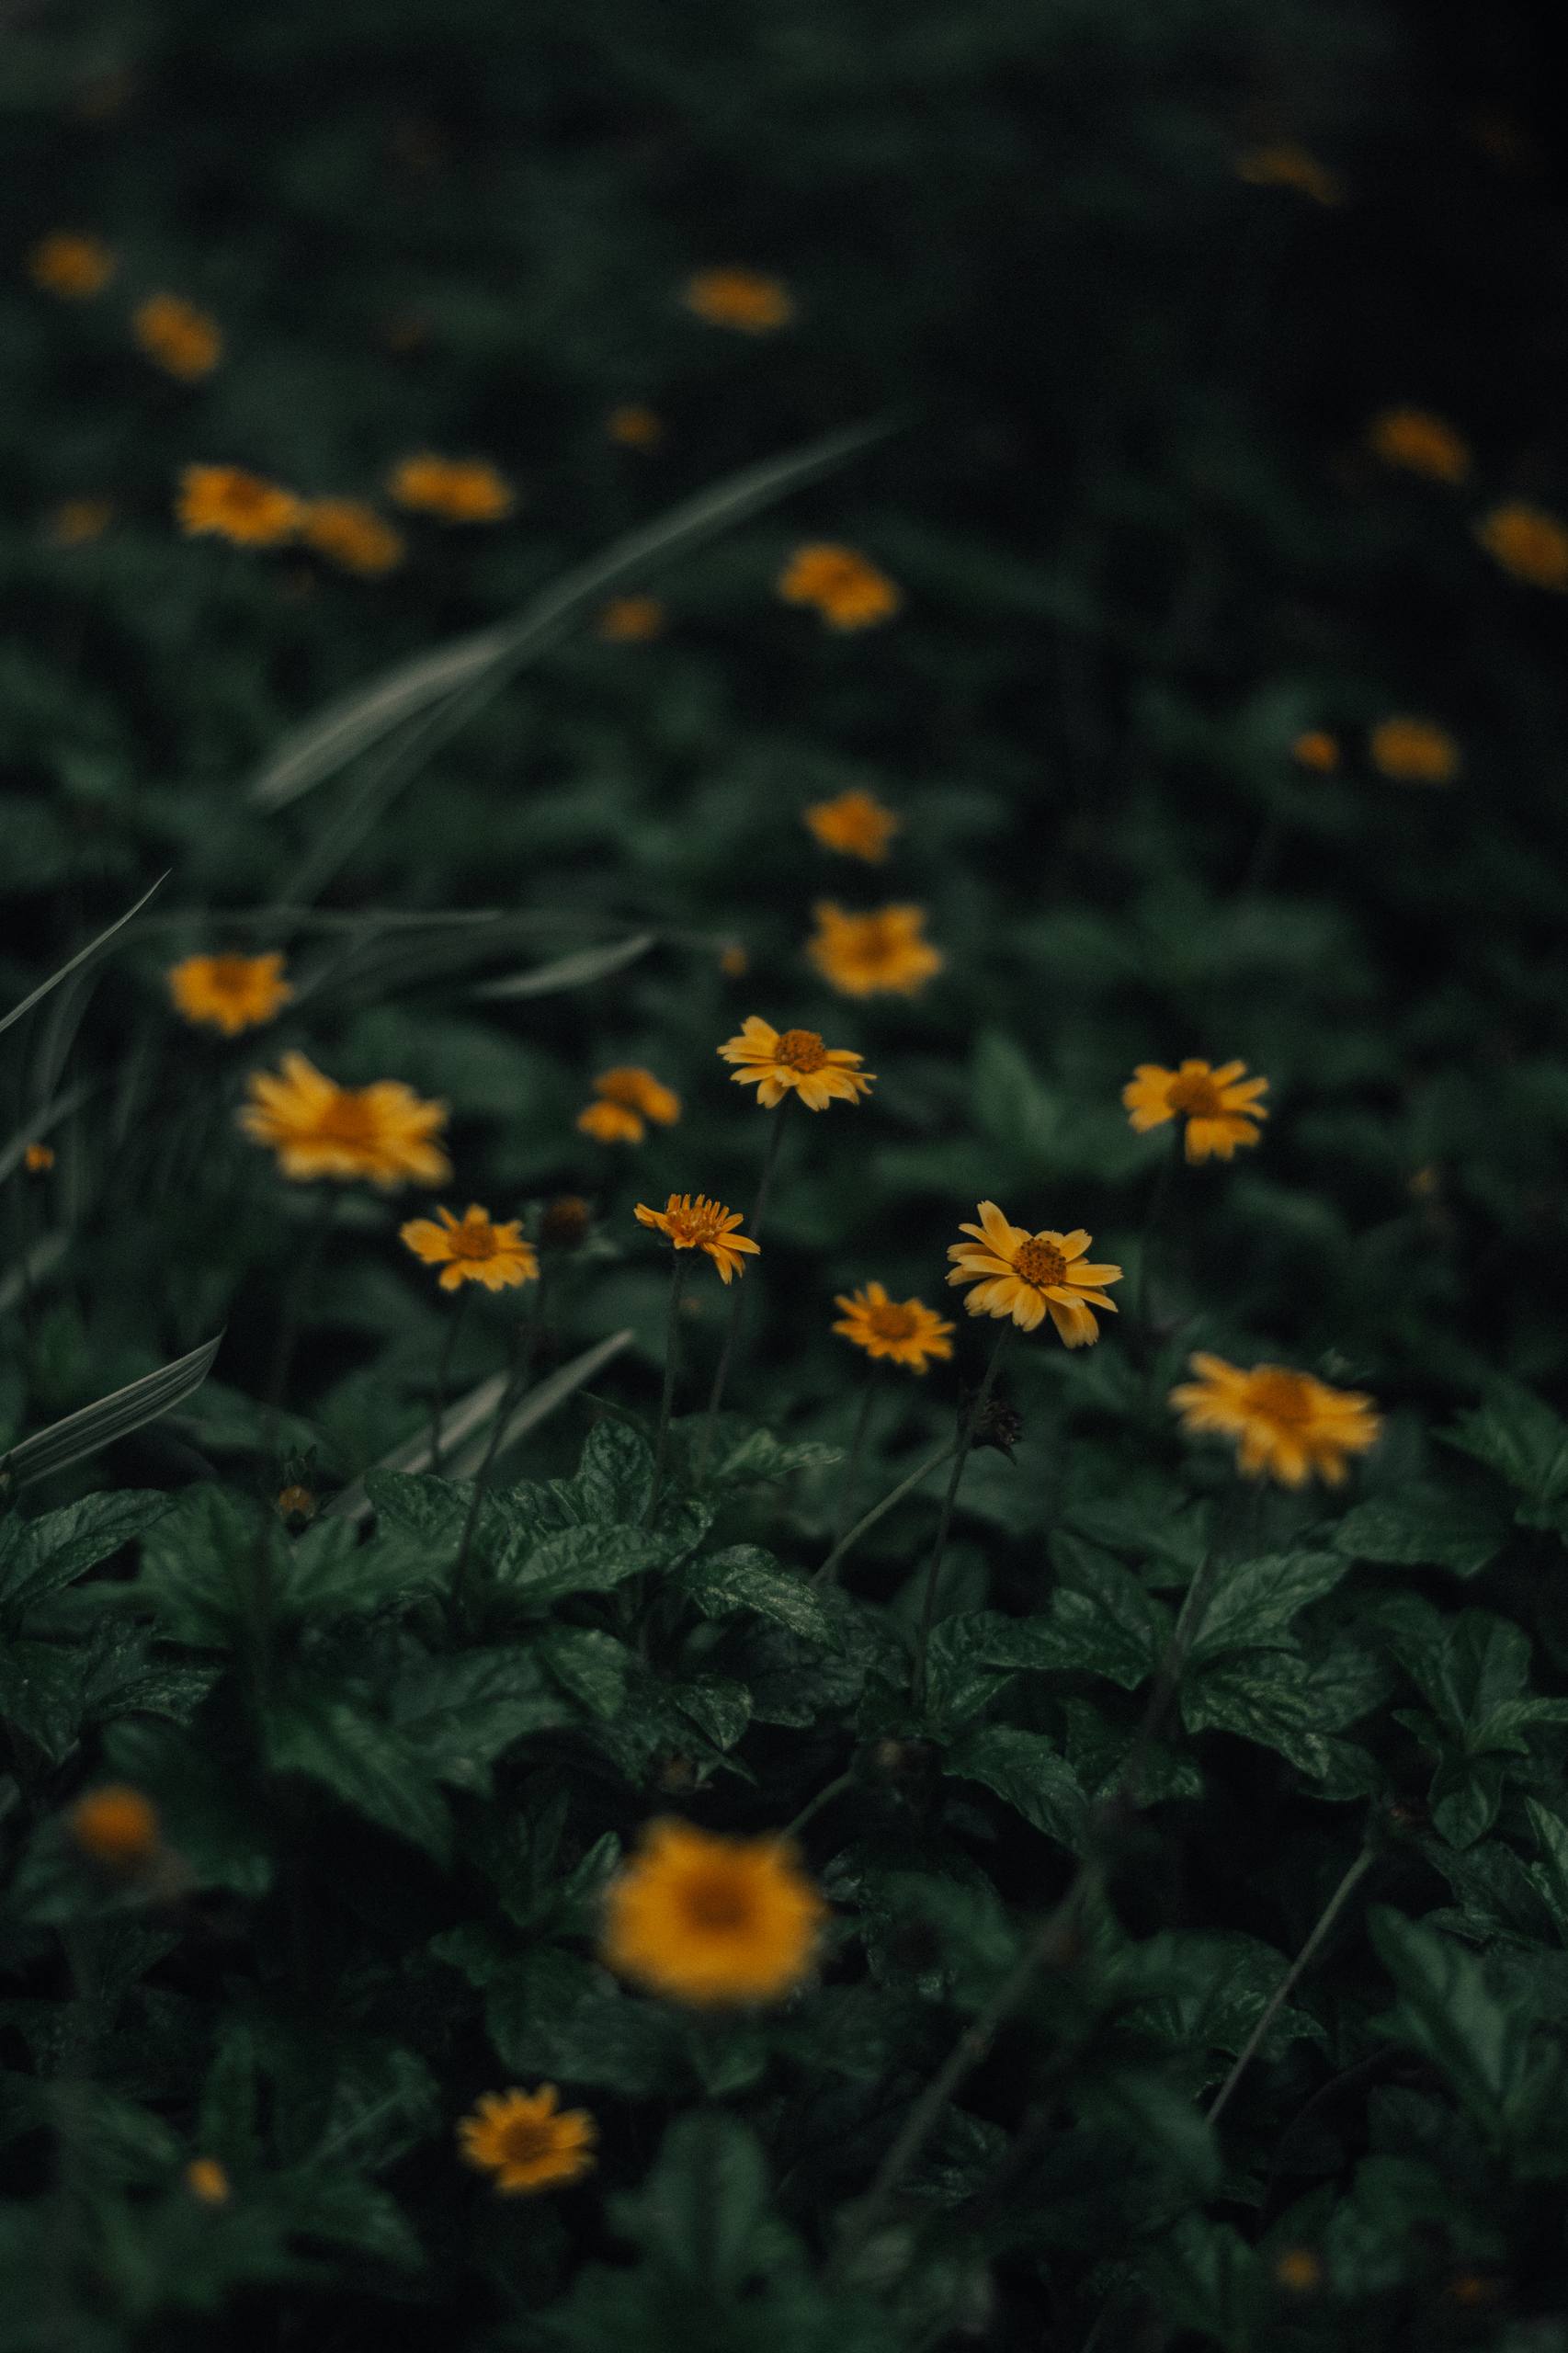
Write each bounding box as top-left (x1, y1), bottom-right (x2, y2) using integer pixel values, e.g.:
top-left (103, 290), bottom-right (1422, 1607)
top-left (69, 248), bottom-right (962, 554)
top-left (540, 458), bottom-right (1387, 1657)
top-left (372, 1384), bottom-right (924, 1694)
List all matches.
top-left (1369, 715), bottom-right (1460, 786)
top-left (1475, 500), bottom-right (1568, 593)
top-left (1367, 406), bottom-right (1471, 483)
top-left (597, 594), bottom-right (665, 642)
top-left (168, 952), bottom-right (293, 1037)
top-left (1234, 143), bottom-right (1344, 205)
top-left (806, 902), bottom-right (943, 999)
top-left (1291, 730), bottom-right (1339, 774)
top-left (185, 2159), bottom-right (232, 2206)
top-left (276, 1483), bottom-right (318, 1526)
top-left (682, 267), bottom-right (794, 333)
top-left (301, 498), bottom-right (405, 576)
top-left (176, 465), bottom-right (301, 548)
top-left (778, 542), bottom-right (901, 631)
top-left (803, 788), bottom-right (901, 862)
top-left (239, 1051), bottom-right (450, 1190)
top-left (28, 232), bottom-right (115, 298)
top-left (23, 1142), bottom-right (55, 1174)
top-left (719, 941), bottom-right (749, 978)
top-left (132, 292), bottom-right (222, 379)
top-left (1122, 1059), bottom-right (1269, 1165)
top-left (1169, 1351), bottom-right (1381, 1486)
top-left (388, 453), bottom-right (514, 522)
top-left (1275, 2249), bottom-right (1324, 2294)
top-left (46, 496), bottom-right (115, 547)
top-left (633, 1193), bottom-right (758, 1284)
top-left (833, 1283), bottom-right (954, 1373)
top-left (69, 1786), bottom-right (161, 1870)
top-left (947, 1201), bottom-right (1121, 1346)
top-left (718, 1017), bottom-right (875, 1111)
top-left (400, 1204), bottom-right (539, 1292)
top-left (457, 2086), bottom-right (597, 2196)
top-left (576, 1066), bottom-right (682, 1145)
top-left (601, 1818), bottom-right (824, 2006)
top-left (607, 403), bottom-right (664, 449)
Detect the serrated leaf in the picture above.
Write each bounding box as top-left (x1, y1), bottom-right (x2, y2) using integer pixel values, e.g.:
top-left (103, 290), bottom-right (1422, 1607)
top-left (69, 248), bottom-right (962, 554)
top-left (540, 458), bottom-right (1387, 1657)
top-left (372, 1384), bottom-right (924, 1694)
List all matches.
top-left (1181, 1660), bottom-right (1338, 1779)
top-left (670, 1546), bottom-right (836, 1646)
top-left (1187, 1551), bottom-right (1349, 1665)
top-left (389, 1649), bottom-right (568, 1792)
top-left (483, 1949), bottom-right (678, 2095)
top-left (0, 1491), bottom-right (172, 1620)
top-left (1369, 1908), bottom-right (1532, 2135)
top-left (539, 1628), bottom-right (635, 1718)
top-left (264, 1688), bottom-right (449, 1862)
top-left (496, 1522), bottom-right (671, 1610)
top-left (1335, 1490), bottom-right (1506, 1579)
top-left (942, 1726), bottom-right (1088, 1850)
top-left (1445, 1383), bottom-right (1568, 1526)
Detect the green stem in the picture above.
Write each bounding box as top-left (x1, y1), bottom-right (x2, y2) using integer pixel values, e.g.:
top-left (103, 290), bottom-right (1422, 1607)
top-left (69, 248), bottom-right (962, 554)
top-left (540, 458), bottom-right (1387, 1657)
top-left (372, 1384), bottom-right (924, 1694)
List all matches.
top-left (698, 1098), bottom-right (791, 1473)
top-left (833, 1374), bottom-right (879, 1544)
top-left (911, 1327), bottom-right (1010, 1709)
top-left (814, 1438), bottom-right (959, 1588)
top-left (642, 1256), bottom-right (690, 1529)
top-left (1133, 1120), bottom-right (1184, 1363)
top-left (784, 1768), bottom-right (857, 1843)
top-left (428, 1286), bottom-right (472, 1475)
top-left (265, 1187), bottom-right (340, 1419)
top-left (1206, 1842), bottom-right (1377, 2125)
top-left (449, 1276), bottom-right (545, 1631)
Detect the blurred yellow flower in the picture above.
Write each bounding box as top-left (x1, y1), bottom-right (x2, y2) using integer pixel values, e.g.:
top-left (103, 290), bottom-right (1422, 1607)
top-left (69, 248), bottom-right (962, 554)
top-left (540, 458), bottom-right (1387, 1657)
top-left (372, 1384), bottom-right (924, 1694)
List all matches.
top-left (168, 952), bottom-right (292, 1037)
top-left (1275, 2250), bottom-right (1324, 2295)
top-left (45, 496), bottom-right (115, 547)
top-left (458, 2086), bottom-right (596, 2196)
top-left (597, 594), bottom-right (665, 642)
top-left (69, 1785), bottom-right (161, 1870)
top-left (1122, 1058), bottom-right (1269, 1164)
top-left (1367, 406), bottom-right (1471, 483)
top-left (1291, 730), bottom-right (1340, 774)
top-left (301, 497), bottom-right (405, 576)
top-left (719, 940), bottom-right (749, 978)
top-left (778, 542), bottom-right (901, 631)
top-left (23, 1142), bottom-right (54, 1174)
top-left (606, 403), bottom-right (664, 449)
top-left (1475, 500), bottom-right (1568, 592)
top-left (176, 465), bottom-right (301, 548)
top-left (240, 1052), bottom-right (450, 1190)
top-left (718, 1017), bottom-right (874, 1110)
top-left (28, 232), bottom-right (115, 298)
top-left (601, 1818), bottom-right (824, 2006)
top-left (132, 292), bottom-right (222, 379)
top-left (1235, 143), bottom-right (1344, 205)
top-left (947, 1202), bottom-right (1121, 1346)
top-left (1369, 715), bottom-right (1460, 785)
top-left (803, 788), bottom-right (901, 862)
top-left (807, 902), bottom-right (942, 998)
top-left (184, 2159), bottom-right (231, 2206)
top-left (576, 1066), bottom-right (681, 1144)
top-left (833, 1283), bottom-right (954, 1373)
top-left (633, 1193), bottom-right (758, 1284)
top-left (400, 1204), bottom-right (539, 1292)
top-left (682, 267), bottom-right (794, 332)
top-left (1169, 1352), bottom-right (1381, 1486)
top-left (388, 452), bottom-right (514, 522)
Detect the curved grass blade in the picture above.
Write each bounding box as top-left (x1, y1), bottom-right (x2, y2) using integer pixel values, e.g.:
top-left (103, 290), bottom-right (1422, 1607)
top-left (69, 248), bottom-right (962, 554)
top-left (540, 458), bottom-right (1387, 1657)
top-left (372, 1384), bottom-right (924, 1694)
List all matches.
top-left (0, 1080), bottom-right (97, 1187)
top-left (249, 416), bottom-right (892, 813)
top-left (0, 1232), bottom-right (70, 1318)
top-left (446, 1330), bottom-right (634, 1481)
top-left (1, 1332), bottom-right (223, 1491)
top-left (472, 933), bottom-right (655, 1003)
top-left (0, 874), bottom-right (167, 1042)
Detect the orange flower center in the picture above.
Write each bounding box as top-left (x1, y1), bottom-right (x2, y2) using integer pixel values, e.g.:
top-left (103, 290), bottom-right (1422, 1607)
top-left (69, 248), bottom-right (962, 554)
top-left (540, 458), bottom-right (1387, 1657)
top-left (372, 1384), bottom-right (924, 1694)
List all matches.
top-left (1013, 1237), bottom-right (1066, 1289)
top-left (1244, 1369), bottom-right (1313, 1424)
top-left (680, 1872), bottom-right (754, 1933)
top-left (498, 2117), bottom-right (555, 2165)
top-left (1165, 1070), bottom-right (1223, 1118)
top-left (448, 1219), bottom-right (500, 1259)
top-left (666, 1200), bottom-right (727, 1246)
top-left (312, 1091), bottom-right (379, 1148)
top-left (866, 1301), bottom-right (919, 1340)
top-left (776, 1028), bottom-right (828, 1073)
top-left (206, 956), bottom-right (261, 995)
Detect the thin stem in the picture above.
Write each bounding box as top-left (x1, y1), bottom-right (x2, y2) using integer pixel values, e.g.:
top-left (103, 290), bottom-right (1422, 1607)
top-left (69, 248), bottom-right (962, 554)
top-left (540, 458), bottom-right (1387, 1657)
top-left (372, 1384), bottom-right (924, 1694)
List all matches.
top-left (911, 1327), bottom-right (1010, 1708)
top-left (428, 1286), bottom-right (472, 1475)
top-left (698, 1099), bottom-right (791, 1472)
top-left (834, 1375), bottom-right (879, 1544)
top-left (1206, 1842), bottom-right (1377, 2126)
top-left (449, 1276), bottom-right (545, 1631)
top-left (1133, 1121), bottom-right (1184, 1364)
top-left (814, 1438), bottom-right (959, 1588)
top-left (265, 1187), bottom-right (340, 1419)
top-left (784, 1768), bottom-right (858, 1843)
top-left (642, 1256), bottom-right (690, 1529)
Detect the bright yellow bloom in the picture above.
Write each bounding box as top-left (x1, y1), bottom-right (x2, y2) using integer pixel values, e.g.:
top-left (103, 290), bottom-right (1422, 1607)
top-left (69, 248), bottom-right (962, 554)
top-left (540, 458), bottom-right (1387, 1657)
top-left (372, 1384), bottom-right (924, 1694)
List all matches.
top-left (1475, 501), bottom-right (1568, 593)
top-left (778, 542), bottom-right (901, 631)
top-left (947, 1201), bottom-right (1121, 1347)
top-left (176, 465), bottom-right (301, 548)
top-left (1234, 143), bottom-right (1344, 205)
top-left (301, 498), bottom-right (405, 576)
top-left (806, 902), bottom-right (943, 998)
top-left (803, 788), bottom-right (902, 862)
top-left (23, 1142), bottom-right (54, 1174)
top-left (457, 2086), bottom-right (597, 2196)
top-left (28, 232), bottom-right (115, 298)
top-left (682, 268), bottom-right (794, 332)
top-left (1122, 1059), bottom-right (1269, 1164)
top-left (1367, 407), bottom-right (1471, 483)
top-left (185, 2159), bottom-right (232, 2206)
top-left (400, 1205), bottom-right (539, 1292)
top-left (607, 403), bottom-right (664, 449)
top-left (597, 594), bottom-right (665, 642)
top-left (833, 1283), bottom-right (954, 1373)
top-left (46, 496), bottom-right (115, 547)
top-left (132, 293), bottom-right (222, 380)
top-left (1369, 716), bottom-right (1460, 786)
top-left (718, 1017), bottom-right (875, 1111)
top-left (633, 1193), bottom-right (758, 1284)
top-left (1291, 730), bottom-right (1340, 774)
top-left (601, 1818), bottom-right (824, 2006)
top-left (69, 1786), bottom-right (161, 1870)
top-left (168, 952), bottom-right (293, 1037)
top-left (240, 1051), bottom-right (450, 1190)
top-left (1169, 1352), bottom-right (1381, 1486)
top-left (388, 453), bottom-right (514, 522)
top-left (576, 1066), bottom-right (682, 1145)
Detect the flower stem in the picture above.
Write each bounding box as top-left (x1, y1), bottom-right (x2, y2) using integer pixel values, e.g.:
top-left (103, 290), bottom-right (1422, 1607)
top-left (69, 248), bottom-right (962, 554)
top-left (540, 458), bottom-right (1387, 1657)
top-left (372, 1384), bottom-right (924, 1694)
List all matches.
top-left (814, 1438), bottom-right (959, 1588)
top-left (911, 1327), bottom-right (1010, 1709)
top-left (1133, 1121), bottom-right (1184, 1364)
top-left (834, 1374), bottom-right (880, 1544)
top-left (1205, 1840), bottom-right (1377, 2126)
top-left (428, 1286), bottom-right (472, 1475)
top-left (449, 1277), bottom-right (544, 1631)
top-left (698, 1097), bottom-right (791, 1475)
top-left (642, 1256), bottom-right (689, 1529)
top-left (265, 1186), bottom-right (339, 1422)
top-left (783, 1767), bottom-right (858, 1843)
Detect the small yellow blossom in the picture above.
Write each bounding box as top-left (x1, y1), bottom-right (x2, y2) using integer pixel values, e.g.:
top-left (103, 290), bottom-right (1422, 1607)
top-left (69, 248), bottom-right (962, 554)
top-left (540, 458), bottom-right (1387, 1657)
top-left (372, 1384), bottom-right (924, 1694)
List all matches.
top-left (301, 498), bottom-right (405, 576)
top-left (718, 1017), bottom-right (875, 1111)
top-left (69, 1786), bottom-right (161, 1871)
top-left (633, 1193), bottom-right (758, 1285)
top-left (833, 1283), bottom-right (954, 1373)
top-left (388, 452), bottom-right (514, 522)
top-left (28, 232), bottom-right (115, 298)
top-left (276, 1484), bottom-right (318, 1526)
top-left (400, 1204), bottom-right (539, 1292)
top-left (607, 403), bottom-right (664, 449)
top-left (458, 2086), bottom-right (596, 2196)
top-left (168, 952), bottom-right (293, 1037)
top-left (1122, 1059), bottom-right (1269, 1164)
top-left (176, 465), bottom-right (301, 548)
top-left (1475, 500), bottom-right (1568, 593)
top-left (778, 542), bottom-right (901, 631)
top-left (23, 1142), bottom-right (55, 1174)
top-left (682, 267), bottom-right (794, 332)
top-left (1291, 730), bottom-right (1340, 774)
top-left (1169, 1352), bottom-right (1381, 1486)
top-left (947, 1201), bottom-right (1122, 1347)
top-left (803, 788), bottom-right (901, 862)
top-left (601, 1818), bottom-right (824, 2006)
top-left (1369, 716), bottom-right (1460, 786)
top-left (45, 496), bottom-right (116, 547)
top-left (807, 902), bottom-right (943, 998)
top-left (1235, 143), bottom-right (1344, 205)
top-left (576, 1066), bottom-right (682, 1145)
top-left (185, 2159), bottom-right (231, 2206)
top-left (132, 293), bottom-right (222, 380)
top-left (597, 594), bottom-right (665, 642)
top-left (1367, 407), bottom-right (1471, 483)
top-left (240, 1052), bottom-right (450, 1190)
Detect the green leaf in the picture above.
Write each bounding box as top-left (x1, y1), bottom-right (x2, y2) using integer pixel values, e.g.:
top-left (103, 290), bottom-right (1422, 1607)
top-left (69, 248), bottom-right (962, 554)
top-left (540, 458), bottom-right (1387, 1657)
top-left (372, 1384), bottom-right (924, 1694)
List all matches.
top-left (1386, 1606), bottom-right (1533, 1749)
top-left (1335, 1490), bottom-right (1506, 1579)
top-left (484, 1949), bottom-right (678, 2095)
top-left (0, 872), bottom-right (166, 1040)
top-left (539, 1628), bottom-right (635, 1718)
top-left (388, 1649), bottom-right (568, 1792)
top-left (495, 1522), bottom-right (672, 1611)
top-left (1180, 1661), bottom-right (1345, 1782)
top-left (0, 1641), bottom-right (89, 1762)
top-left (611, 2113), bottom-right (779, 2294)
top-left (942, 1727), bottom-right (1088, 1849)
top-left (1369, 1908), bottom-right (1532, 2135)
top-left (0, 1492), bottom-right (172, 1620)
top-left (1141, 2213), bottom-right (1260, 2353)
top-left (670, 1546), bottom-right (836, 1646)
top-left (699, 1425), bottom-right (844, 1485)
top-left (1, 1332), bottom-right (222, 1490)
top-left (1429, 1756), bottom-right (1504, 1848)
top-left (548, 1419), bottom-right (655, 1526)
top-left (1187, 1552), bottom-right (1349, 1665)
top-left (1046, 1535), bottom-right (1169, 1688)
top-left (1525, 1802), bottom-right (1568, 1946)
top-left (669, 1675), bottom-right (752, 1752)
top-left (1445, 1382), bottom-right (1568, 1527)
top-left (264, 1687), bottom-right (449, 1862)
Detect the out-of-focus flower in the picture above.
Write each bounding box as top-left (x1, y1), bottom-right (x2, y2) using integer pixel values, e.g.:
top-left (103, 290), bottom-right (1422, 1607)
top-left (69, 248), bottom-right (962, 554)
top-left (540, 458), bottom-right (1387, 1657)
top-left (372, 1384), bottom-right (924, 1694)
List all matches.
top-left (168, 953), bottom-right (293, 1036)
top-left (388, 453), bottom-right (514, 522)
top-left (28, 233), bottom-right (115, 297)
top-left (682, 268), bottom-right (794, 332)
top-left (1367, 407), bottom-right (1471, 483)
top-left (601, 1819), bottom-right (824, 2005)
top-left (778, 543), bottom-right (901, 631)
top-left (1122, 1059), bottom-right (1269, 1164)
top-left (1475, 501), bottom-right (1568, 592)
top-left (806, 902), bottom-right (942, 997)
top-left (301, 498), bottom-right (405, 575)
top-left (1170, 1352), bottom-right (1381, 1486)
top-left (240, 1053), bottom-right (450, 1190)
top-left (1369, 716), bottom-right (1461, 785)
top-left (133, 293), bottom-right (222, 379)
top-left (176, 466), bottom-right (301, 547)
top-left (803, 789), bottom-right (901, 862)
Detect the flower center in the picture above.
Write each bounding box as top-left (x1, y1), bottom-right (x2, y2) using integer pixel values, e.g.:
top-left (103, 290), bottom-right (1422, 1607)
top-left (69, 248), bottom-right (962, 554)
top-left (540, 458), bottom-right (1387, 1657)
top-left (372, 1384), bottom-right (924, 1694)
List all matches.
top-left (1244, 1368), bottom-right (1313, 1425)
top-left (1165, 1071), bottom-right (1222, 1118)
top-left (666, 1199), bottom-right (725, 1247)
top-left (499, 2119), bottom-right (554, 2165)
top-left (1012, 1236), bottom-right (1066, 1290)
top-left (312, 1091), bottom-right (379, 1148)
top-left (776, 1028), bottom-right (828, 1073)
top-left (448, 1219), bottom-right (499, 1258)
top-left (681, 1874), bottom-right (753, 1934)
top-left (867, 1301), bottom-right (919, 1340)
top-left (207, 956), bottom-right (259, 995)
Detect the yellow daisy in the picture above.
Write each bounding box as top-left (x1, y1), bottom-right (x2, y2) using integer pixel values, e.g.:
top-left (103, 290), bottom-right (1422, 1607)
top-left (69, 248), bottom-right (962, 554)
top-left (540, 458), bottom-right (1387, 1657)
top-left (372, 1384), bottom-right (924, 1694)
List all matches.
top-left (1168, 1352), bottom-right (1381, 1486)
top-left (718, 1017), bottom-right (875, 1110)
top-left (633, 1193), bottom-right (758, 1284)
top-left (132, 293), bottom-right (222, 380)
top-left (176, 465), bottom-right (301, 548)
top-left (833, 1283), bottom-right (954, 1373)
top-left (682, 268), bottom-right (794, 332)
top-left (27, 231), bottom-right (115, 298)
top-left (399, 1205), bottom-right (539, 1292)
top-left (167, 952), bottom-right (293, 1037)
top-left (1122, 1059), bottom-right (1269, 1164)
top-left (576, 1066), bottom-right (682, 1145)
top-left (457, 2086), bottom-right (597, 2196)
top-left (806, 902), bottom-right (943, 998)
top-left (778, 542), bottom-right (901, 631)
top-left (301, 498), bottom-right (406, 576)
top-left (239, 1051), bottom-right (450, 1190)
top-left (387, 453), bottom-right (514, 522)
top-left (1367, 406), bottom-right (1471, 483)
top-left (802, 788), bottom-right (902, 863)
top-left (68, 1785), bottom-right (161, 1870)
top-left (601, 1818), bottom-right (824, 2006)
top-left (1291, 730), bottom-right (1340, 774)
top-left (1369, 716), bottom-right (1460, 786)
top-left (947, 1200), bottom-right (1122, 1346)
top-left (1475, 501), bottom-right (1568, 593)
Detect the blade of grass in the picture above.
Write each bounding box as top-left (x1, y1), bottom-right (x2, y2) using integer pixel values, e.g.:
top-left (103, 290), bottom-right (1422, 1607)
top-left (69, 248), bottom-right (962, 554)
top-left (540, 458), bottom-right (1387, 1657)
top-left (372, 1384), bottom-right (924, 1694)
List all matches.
top-left (0, 1232), bottom-right (70, 1317)
top-left (0, 875), bottom-right (167, 1042)
top-left (1, 1331), bottom-right (223, 1490)
top-left (0, 1081), bottom-right (97, 1186)
top-left (471, 933), bottom-right (655, 1002)
top-left (445, 1330), bottom-right (634, 1481)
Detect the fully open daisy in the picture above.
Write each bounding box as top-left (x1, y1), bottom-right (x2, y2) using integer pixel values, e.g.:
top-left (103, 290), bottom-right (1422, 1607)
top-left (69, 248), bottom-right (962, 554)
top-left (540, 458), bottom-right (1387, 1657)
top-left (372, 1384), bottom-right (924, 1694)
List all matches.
top-left (168, 952), bottom-right (292, 1037)
top-left (400, 1205), bottom-right (539, 1291)
top-left (718, 1017), bottom-right (874, 1110)
top-left (601, 1819), bottom-right (824, 2006)
top-left (240, 1052), bottom-right (449, 1189)
top-left (1122, 1059), bottom-right (1269, 1164)
top-left (457, 2086), bottom-right (597, 2196)
top-left (807, 903), bottom-right (942, 998)
top-left (947, 1201), bottom-right (1121, 1346)
top-left (833, 1283), bottom-right (954, 1373)
top-left (576, 1065), bottom-right (681, 1145)
top-left (1169, 1352), bottom-right (1381, 1486)
top-left (633, 1193), bottom-right (758, 1283)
